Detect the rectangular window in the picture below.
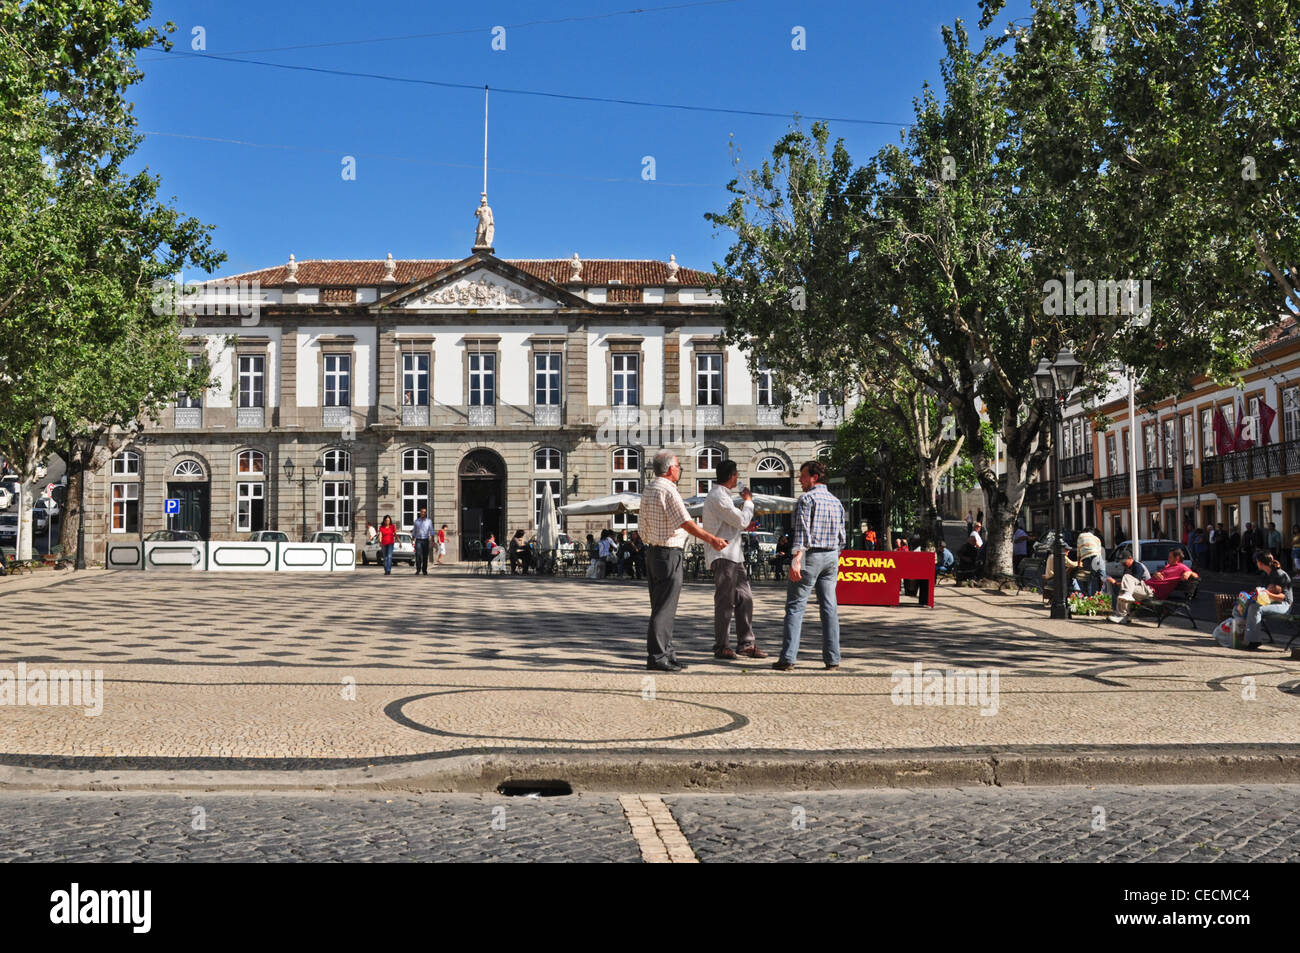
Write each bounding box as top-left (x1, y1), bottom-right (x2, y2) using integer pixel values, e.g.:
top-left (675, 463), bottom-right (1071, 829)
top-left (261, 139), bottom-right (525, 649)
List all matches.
top-left (1106, 434), bottom-right (1117, 475)
top-left (1063, 423), bottom-right (1074, 459)
top-left (696, 353), bottom-right (722, 406)
top-left (1143, 423), bottom-right (1157, 469)
top-left (402, 353), bottom-right (429, 407)
top-left (1162, 419), bottom-right (1175, 469)
top-left (1122, 428), bottom-right (1131, 472)
top-left (534, 352), bottom-right (561, 406)
top-left (236, 482), bottom-right (265, 533)
top-left (469, 353), bottom-right (495, 406)
top-left (1201, 408), bottom-right (1214, 459)
top-left (534, 478), bottom-right (562, 529)
top-left (1248, 396), bottom-right (1261, 443)
top-left (697, 478), bottom-right (715, 496)
top-left (1181, 414), bottom-right (1195, 465)
top-left (1222, 401), bottom-right (1236, 436)
top-left (401, 480), bottom-right (429, 530)
top-left (324, 354), bottom-right (351, 408)
top-left (238, 355), bottom-right (264, 408)
top-left (612, 478), bottom-right (639, 529)
top-left (1283, 387), bottom-right (1300, 442)
top-left (322, 481), bottom-right (351, 531)
top-left (111, 483), bottom-right (139, 533)
top-left (757, 366), bottom-right (774, 406)
top-left (177, 354), bottom-right (203, 408)
top-left (612, 353), bottom-right (639, 406)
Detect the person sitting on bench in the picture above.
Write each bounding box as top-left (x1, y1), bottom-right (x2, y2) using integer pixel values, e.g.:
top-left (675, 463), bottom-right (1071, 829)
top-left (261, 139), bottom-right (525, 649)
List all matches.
top-left (1104, 551), bottom-right (1150, 612)
top-left (1109, 548), bottom-right (1197, 625)
top-left (1233, 549), bottom-right (1293, 650)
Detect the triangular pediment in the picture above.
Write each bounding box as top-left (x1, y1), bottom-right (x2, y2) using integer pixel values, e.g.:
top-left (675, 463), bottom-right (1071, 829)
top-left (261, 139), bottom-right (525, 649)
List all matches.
top-left (372, 254), bottom-right (584, 311)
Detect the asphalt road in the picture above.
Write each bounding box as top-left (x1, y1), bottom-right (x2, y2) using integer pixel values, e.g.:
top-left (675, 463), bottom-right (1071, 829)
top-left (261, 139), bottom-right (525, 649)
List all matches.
top-left (0, 784), bottom-right (1295, 863)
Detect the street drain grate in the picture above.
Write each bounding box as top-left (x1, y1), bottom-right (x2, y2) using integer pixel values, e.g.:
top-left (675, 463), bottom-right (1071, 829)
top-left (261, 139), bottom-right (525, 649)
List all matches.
top-left (497, 780), bottom-right (573, 797)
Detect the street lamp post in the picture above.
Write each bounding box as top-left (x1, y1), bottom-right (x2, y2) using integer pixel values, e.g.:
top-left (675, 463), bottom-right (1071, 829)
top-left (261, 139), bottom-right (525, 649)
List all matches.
top-left (283, 456), bottom-right (325, 542)
top-left (1034, 348), bottom-right (1082, 621)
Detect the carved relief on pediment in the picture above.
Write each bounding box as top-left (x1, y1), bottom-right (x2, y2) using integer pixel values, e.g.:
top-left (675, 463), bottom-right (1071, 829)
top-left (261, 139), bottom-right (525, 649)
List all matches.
top-left (409, 274), bottom-right (552, 309)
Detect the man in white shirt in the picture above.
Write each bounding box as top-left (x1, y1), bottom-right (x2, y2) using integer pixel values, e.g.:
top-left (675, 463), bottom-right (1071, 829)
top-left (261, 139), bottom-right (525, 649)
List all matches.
top-left (703, 460), bottom-right (767, 660)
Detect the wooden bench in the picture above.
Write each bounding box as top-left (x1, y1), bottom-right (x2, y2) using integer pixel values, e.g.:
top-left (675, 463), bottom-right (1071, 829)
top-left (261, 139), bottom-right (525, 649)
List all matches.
top-left (0, 547), bottom-right (31, 576)
top-left (1131, 577), bottom-right (1201, 629)
top-left (1260, 600), bottom-right (1300, 650)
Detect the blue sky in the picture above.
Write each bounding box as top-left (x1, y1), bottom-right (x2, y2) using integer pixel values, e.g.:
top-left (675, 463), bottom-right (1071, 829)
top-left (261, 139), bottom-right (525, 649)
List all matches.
top-left (132, 0), bottom-right (1029, 278)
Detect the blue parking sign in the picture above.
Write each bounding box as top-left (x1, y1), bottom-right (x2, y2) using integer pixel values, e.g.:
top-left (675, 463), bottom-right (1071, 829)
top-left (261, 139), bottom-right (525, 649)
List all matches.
top-left (165, 498), bottom-right (180, 515)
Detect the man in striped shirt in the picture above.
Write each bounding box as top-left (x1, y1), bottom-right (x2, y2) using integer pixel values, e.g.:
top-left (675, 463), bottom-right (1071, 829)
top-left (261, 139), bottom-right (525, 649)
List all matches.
top-left (775, 459), bottom-right (847, 671)
top-left (640, 450), bottom-right (726, 672)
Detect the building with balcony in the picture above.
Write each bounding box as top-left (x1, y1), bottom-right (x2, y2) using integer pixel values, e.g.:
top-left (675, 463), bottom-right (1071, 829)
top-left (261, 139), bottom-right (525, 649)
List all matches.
top-left (83, 244), bottom-right (844, 561)
top-left (1090, 318), bottom-right (1300, 548)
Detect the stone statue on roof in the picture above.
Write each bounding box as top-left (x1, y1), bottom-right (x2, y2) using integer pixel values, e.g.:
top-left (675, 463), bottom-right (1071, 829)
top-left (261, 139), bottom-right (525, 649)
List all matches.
top-left (473, 193), bottom-right (494, 249)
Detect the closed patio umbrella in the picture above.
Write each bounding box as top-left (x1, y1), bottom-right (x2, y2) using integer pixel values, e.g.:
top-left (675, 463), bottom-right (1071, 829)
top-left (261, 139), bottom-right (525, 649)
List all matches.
top-left (557, 492), bottom-right (642, 516)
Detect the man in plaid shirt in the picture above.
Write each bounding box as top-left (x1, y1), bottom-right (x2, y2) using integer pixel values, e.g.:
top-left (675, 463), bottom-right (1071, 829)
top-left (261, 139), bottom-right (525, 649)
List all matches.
top-left (640, 449), bottom-right (726, 672)
top-left (775, 459), bottom-right (846, 671)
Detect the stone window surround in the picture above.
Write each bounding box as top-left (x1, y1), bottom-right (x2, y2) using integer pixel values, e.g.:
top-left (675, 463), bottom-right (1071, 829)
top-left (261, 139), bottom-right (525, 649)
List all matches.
top-left (695, 444), bottom-right (726, 473)
top-left (533, 445), bottom-right (563, 473)
top-left (236, 339), bottom-right (270, 409)
top-left (395, 336), bottom-right (435, 410)
top-left (111, 449), bottom-right (142, 478)
top-left (529, 335), bottom-right (565, 410)
top-left (689, 336), bottom-right (726, 407)
top-left (401, 445), bottom-right (433, 474)
top-left (318, 336), bottom-right (356, 410)
top-left (462, 335), bottom-right (501, 407)
top-left (606, 337), bottom-right (643, 407)
top-left (177, 345), bottom-right (206, 408)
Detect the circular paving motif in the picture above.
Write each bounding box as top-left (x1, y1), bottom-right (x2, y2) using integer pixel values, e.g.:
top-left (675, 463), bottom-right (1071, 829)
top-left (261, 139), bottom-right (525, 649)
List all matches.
top-left (386, 687), bottom-right (748, 744)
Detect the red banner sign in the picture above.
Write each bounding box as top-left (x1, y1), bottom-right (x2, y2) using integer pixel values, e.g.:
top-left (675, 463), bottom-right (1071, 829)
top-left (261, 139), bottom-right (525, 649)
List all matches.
top-left (835, 550), bottom-right (936, 607)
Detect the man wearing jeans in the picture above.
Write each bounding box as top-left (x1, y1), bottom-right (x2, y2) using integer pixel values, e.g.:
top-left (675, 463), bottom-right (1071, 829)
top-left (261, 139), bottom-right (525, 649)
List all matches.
top-left (639, 450), bottom-right (726, 672)
top-left (775, 459), bottom-right (847, 671)
top-left (412, 508), bottom-right (433, 575)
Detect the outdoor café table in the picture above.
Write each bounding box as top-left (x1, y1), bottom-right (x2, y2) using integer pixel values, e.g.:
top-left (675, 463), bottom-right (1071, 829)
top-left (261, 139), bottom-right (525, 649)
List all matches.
top-left (835, 550), bottom-right (936, 607)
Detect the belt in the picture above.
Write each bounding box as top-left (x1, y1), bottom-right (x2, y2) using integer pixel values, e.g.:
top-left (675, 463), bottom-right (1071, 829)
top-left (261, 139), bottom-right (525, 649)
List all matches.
top-left (648, 544), bottom-right (683, 551)
top-left (805, 547), bottom-right (835, 552)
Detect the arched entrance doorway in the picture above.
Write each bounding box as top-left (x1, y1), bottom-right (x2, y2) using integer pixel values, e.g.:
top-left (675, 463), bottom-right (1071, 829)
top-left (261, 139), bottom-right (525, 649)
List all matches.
top-left (459, 449), bottom-right (505, 559)
top-left (751, 453), bottom-right (792, 536)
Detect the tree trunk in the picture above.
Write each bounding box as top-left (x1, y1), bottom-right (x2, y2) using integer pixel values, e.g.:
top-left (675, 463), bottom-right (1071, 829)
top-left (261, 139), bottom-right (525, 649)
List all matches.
top-left (879, 478), bottom-right (894, 551)
top-left (59, 445), bottom-right (86, 564)
top-left (918, 462), bottom-right (941, 549)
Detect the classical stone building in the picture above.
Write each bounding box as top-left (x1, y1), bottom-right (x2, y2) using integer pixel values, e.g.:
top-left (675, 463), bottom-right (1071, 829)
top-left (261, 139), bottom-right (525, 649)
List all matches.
top-left (85, 244), bottom-right (842, 562)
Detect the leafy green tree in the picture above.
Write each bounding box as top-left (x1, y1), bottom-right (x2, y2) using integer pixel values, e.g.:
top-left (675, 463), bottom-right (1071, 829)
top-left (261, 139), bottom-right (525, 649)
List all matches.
top-left (0, 0), bottom-right (222, 560)
top-left (706, 124), bottom-right (966, 551)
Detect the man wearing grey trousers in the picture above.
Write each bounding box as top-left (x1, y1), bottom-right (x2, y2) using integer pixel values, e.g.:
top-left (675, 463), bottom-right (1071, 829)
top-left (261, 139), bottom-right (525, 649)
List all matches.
top-left (639, 450), bottom-right (726, 673)
top-left (703, 459), bottom-right (767, 659)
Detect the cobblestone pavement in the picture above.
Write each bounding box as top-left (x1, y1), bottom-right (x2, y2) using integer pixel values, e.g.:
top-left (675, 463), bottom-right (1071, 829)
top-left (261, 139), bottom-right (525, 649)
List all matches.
top-left (665, 784), bottom-right (1300, 862)
top-left (0, 784), bottom-right (1294, 862)
top-left (2, 569), bottom-right (1299, 764)
top-left (0, 792), bottom-right (641, 863)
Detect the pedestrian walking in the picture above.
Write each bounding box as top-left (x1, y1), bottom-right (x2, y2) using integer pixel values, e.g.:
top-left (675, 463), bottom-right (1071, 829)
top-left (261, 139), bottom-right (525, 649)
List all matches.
top-left (378, 516), bottom-right (396, 575)
top-left (639, 450), bottom-right (726, 672)
top-left (703, 459), bottom-right (767, 660)
top-left (412, 507), bottom-right (433, 575)
top-left (774, 459), bottom-right (846, 671)
top-left (435, 524), bottom-right (447, 566)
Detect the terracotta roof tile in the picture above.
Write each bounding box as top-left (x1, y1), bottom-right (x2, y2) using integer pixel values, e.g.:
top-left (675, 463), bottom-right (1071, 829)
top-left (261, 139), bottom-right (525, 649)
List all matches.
top-left (212, 258), bottom-right (713, 290)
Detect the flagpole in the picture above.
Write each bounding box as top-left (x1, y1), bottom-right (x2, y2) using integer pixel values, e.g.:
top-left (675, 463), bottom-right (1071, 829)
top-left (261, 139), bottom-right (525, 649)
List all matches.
top-left (482, 85), bottom-right (489, 196)
top-left (1128, 367), bottom-right (1140, 565)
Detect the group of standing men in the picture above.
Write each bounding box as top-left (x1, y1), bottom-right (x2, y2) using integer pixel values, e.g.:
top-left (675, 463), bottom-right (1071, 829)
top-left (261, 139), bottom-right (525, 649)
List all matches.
top-left (638, 450), bottom-right (846, 673)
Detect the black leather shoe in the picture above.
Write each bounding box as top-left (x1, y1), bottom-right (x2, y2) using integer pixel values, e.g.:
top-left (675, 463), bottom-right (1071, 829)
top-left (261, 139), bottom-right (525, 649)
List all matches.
top-left (647, 660), bottom-right (683, 672)
top-left (668, 658), bottom-right (688, 670)
top-left (772, 659), bottom-right (795, 671)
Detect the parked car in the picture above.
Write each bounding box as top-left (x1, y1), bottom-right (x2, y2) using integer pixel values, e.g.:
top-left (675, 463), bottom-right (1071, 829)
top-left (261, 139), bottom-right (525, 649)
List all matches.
top-left (362, 531), bottom-right (415, 566)
top-left (0, 487), bottom-right (10, 510)
top-left (247, 530), bottom-right (289, 543)
top-left (309, 531), bottom-right (345, 544)
top-left (145, 529), bottom-right (202, 542)
top-left (1106, 539), bottom-right (1184, 579)
top-left (32, 498), bottom-right (59, 528)
top-left (0, 513), bottom-right (17, 543)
